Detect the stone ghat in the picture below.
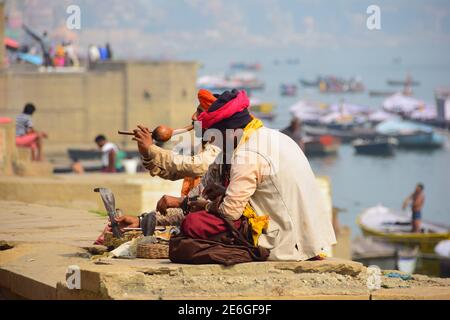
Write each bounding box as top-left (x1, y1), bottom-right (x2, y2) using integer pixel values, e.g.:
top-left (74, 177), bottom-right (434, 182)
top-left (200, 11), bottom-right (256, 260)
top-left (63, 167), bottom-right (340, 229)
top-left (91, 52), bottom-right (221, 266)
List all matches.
top-left (0, 200), bottom-right (449, 300)
top-left (1, 241), bottom-right (449, 300)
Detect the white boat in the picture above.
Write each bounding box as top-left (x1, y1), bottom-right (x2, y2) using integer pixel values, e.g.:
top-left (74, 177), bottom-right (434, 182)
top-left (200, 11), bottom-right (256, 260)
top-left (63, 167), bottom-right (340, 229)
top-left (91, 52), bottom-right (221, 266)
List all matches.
top-left (382, 93), bottom-right (430, 116)
top-left (358, 205), bottom-right (450, 253)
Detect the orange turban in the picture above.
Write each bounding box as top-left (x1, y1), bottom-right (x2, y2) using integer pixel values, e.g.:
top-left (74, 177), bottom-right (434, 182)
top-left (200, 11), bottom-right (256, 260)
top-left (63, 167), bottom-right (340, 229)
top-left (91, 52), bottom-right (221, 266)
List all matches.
top-left (198, 89), bottom-right (216, 110)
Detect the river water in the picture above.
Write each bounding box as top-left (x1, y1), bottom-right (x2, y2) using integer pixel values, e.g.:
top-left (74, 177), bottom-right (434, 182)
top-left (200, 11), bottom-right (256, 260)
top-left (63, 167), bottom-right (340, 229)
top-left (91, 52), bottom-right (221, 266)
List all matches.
top-left (201, 58), bottom-right (450, 235)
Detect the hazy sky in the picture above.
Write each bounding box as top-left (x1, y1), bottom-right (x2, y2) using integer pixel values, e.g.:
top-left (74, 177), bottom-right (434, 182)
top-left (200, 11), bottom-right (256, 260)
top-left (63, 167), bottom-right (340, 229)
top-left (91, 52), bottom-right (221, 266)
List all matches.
top-left (5, 0), bottom-right (450, 65)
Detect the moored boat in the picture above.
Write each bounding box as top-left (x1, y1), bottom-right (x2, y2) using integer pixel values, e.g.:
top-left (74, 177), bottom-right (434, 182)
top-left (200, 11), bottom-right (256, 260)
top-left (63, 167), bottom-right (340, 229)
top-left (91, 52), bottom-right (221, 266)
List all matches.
top-left (387, 79), bottom-right (420, 86)
top-left (369, 90), bottom-right (396, 97)
top-left (375, 120), bottom-right (445, 149)
top-left (304, 125), bottom-right (378, 143)
top-left (280, 84), bottom-right (298, 96)
top-left (352, 137), bottom-right (397, 156)
top-left (250, 98), bottom-right (276, 120)
top-left (358, 205), bottom-right (450, 253)
top-left (303, 135), bottom-right (339, 157)
top-left (396, 131), bottom-right (444, 149)
top-left (299, 78), bottom-right (320, 87)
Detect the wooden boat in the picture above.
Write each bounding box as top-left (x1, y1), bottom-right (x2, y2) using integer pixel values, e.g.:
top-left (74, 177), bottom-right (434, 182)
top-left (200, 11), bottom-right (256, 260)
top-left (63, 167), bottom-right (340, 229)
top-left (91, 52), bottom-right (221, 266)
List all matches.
top-left (387, 79), bottom-right (420, 86)
top-left (358, 205), bottom-right (450, 253)
top-left (369, 90), bottom-right (396, 97)
top-left (303, 125), bottom-right (378, 143)
top-left (352, 138), bottom-right (397, 156)
top-left (250, 101), bottom-right (276, 120)
top-left (303, 135), bottom-right (339, 157)
top-left (395, 131), bottom-right (444, 149)
top-left (230, 62), bottom-right (262, 71)
top-left (280, 84), bottom-right (298, 96)
top-left (299, 78), bottom-right (320, 87)
top-left (376, 120), bottom-right (445, 149)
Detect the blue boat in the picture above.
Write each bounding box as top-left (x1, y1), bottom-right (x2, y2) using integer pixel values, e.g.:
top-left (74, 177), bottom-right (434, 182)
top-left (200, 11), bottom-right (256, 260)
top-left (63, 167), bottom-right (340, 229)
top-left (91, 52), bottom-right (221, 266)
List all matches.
top-left (376, 120), bottom-right (445, 149)
top-left (396, 131), bottom-right (444, 148)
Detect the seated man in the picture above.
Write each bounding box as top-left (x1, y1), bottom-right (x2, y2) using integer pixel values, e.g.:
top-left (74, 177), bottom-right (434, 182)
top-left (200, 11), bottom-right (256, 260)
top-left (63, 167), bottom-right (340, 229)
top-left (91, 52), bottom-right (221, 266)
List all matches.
top-left (15, 103), bottom-right (48, 161)
top-left (118, 89), bottom-right (336, 261)
top-left (94, 134), bottom-right (124, 173)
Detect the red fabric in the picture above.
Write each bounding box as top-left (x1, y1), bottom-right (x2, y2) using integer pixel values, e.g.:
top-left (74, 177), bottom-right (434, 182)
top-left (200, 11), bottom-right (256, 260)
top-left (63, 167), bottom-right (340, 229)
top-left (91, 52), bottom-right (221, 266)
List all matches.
top-left (4, 38), bottom-right (19, 49)
top-left (319, 135), bottom-right (335, 146)
top-left (0, 117), bottom-right (12, 124)
top-left (198, 89), bottom-right (216, 110)
top-left (181, 210), bottom-right (241, 239)
top-left (16, 132), bottom-right (38, 149)
top-left (197, 90), bottom-right (250, 129)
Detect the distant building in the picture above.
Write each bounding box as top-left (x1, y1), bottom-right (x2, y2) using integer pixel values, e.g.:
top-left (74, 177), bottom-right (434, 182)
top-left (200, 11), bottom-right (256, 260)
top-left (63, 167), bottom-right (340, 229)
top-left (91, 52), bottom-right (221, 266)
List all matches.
top-left (435, 87), bottom-right (450, 126)
top-left (0, 60), bottom-right (198, 152)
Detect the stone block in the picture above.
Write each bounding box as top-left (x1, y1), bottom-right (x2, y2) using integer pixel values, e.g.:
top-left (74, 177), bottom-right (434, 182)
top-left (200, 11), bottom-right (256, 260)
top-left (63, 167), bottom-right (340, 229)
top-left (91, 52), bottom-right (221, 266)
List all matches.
top-left (13, 160), bottom-right (54, 176)
top-left (0, 118), bottom-right (16, 176)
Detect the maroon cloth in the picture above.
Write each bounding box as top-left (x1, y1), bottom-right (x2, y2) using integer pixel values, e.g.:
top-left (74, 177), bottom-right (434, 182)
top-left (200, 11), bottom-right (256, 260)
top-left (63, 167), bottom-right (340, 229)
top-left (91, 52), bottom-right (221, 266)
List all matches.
top-left (181, 210), bottom-right (241, 239)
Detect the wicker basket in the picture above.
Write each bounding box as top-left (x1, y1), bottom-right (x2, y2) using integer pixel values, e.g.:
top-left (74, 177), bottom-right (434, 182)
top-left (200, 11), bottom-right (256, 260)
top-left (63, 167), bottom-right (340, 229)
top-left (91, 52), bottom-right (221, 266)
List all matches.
top-left (136, 242), bottom-right (169, 259)
top-left (104, 231), bottom-right (142, 249)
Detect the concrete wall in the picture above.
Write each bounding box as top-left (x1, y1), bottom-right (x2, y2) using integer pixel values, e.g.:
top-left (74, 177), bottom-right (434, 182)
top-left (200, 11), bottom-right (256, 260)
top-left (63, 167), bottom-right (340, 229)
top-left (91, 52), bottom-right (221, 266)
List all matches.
top-left (0, 61), bottom-right (198, 152)
top-left (0, 174), bottom-right (183, 215)
top-left (0, 119), bottom-right (15, 175)
top-left (125, 62), bottom-right (198, 132)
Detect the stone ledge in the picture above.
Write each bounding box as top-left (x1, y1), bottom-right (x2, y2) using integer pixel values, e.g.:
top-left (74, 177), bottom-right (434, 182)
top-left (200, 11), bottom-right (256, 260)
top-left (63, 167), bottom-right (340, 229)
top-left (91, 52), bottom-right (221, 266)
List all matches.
top-left (1, 241), bottom-right (449, 300)
top-left (371, 287), bottom-right (450, 300)
top-left (274, 259), bottom-right (365, 276)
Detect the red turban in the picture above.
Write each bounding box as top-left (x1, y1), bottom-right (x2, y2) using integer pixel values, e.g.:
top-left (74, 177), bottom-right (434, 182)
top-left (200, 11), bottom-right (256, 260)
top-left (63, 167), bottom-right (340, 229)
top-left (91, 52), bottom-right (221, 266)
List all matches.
top-left (198, 89), bottom-right (217, 110)
top-left (198, 90), bottom-right (250, 129)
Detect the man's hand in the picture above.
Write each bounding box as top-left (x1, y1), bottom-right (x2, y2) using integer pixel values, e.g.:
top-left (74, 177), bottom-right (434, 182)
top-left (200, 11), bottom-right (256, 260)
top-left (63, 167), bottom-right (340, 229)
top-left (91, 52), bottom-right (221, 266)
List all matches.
top-left (203, 182), bottom-right (226, 200)
top-left (205, 196), bottom-right (223, 216)
top-left (156, 195), bottom-right (183, 215)
top-left (188, 199), bottom-right (209, 212)
top-left (108, 215), bottom-right (139, 233)
top-left (132, 125), bottom-right (153, 157)
top-left (402, 196), bottom-right (411, 210)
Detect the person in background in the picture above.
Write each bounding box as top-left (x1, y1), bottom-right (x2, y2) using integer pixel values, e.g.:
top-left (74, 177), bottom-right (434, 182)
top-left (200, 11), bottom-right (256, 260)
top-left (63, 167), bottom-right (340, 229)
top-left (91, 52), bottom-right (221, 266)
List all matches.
top-left (94, 135), bottom-right (124, 173)
top-left (71, 157), bottom-right (84, 174)
top-left (281, 117), bottom-right (304, 150)
top-left (99, 45), bottom-right (108, 61)
top-left (88, 44), bottom-right (100, 66)
top-left (64, 41), bottom-right (79, 67)
top-left (15, 103), bottom-right (48, 161)
top-left (402, 183), bottom-right (425, 233)
top-left (53, 43), bottom-right (65, 67)
top-left (105, 43), bottom-right (113, 60)
top-left (41, 31), bottom-right (52, 67)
